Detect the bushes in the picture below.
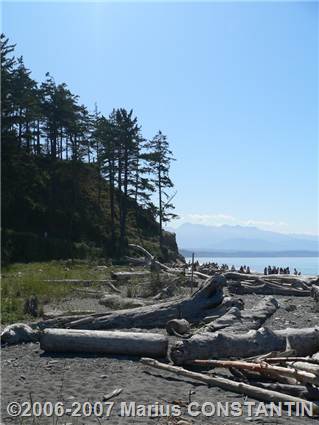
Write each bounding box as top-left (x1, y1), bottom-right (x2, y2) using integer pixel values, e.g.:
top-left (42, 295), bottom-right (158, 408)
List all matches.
top-left (2, 229), bottom-right (103, 264)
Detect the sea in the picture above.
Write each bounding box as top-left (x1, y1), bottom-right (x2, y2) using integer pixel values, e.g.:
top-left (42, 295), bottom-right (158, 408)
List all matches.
top-left (185, 256), bottom-right (319, 276)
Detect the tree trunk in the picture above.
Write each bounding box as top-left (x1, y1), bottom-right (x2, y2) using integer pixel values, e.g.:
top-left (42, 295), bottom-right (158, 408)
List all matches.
top-left (109, 158), bottom-right (115, 250)
top-left (40, 329), bottom-right (168, 357)
top-left (65, 275), bottom-right (226, 330)
top-left (158, 167), bottom-right (163, 251)
top-left (170, 327), bottom-right (319, 365)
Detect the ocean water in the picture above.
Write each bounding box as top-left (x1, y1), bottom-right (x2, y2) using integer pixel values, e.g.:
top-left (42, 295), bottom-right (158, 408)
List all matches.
top-left (185, 256), bottom-right (319, 276)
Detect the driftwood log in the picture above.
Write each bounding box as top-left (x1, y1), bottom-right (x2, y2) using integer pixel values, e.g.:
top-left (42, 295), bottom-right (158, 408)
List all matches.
top-left (170, 326), bottom-right (319, 365)
top-left (64, 275), bottom-right (226, 330)
top-left (40, 329), bottom-right (168, 357)
top-left (128, 244), bottom-right (210, 279)
top-left (311, 285), bottom-right (319, 308)
top-left (98, 295), bottom-right (145, 309)
top-left (290, 361), bottom-right (319, 376)
top-left (141, 358), bottom-right (318, 415)
top-left (111, 271), bottom-right (151, 281)
top-left (190, 359), bottom-right (319, 386)
top-left (250, 382), bottom-right (319, 401)
top-left (200, 296), bottom-right (278, 333)
top-left (43, 279), bottom-right (112, 285)
top-left (1, 323), bottom-right (40, 345)
top-left (224, 272), bottom-right (317, 296)
top-left (224, 272), bottom-right (318, 286)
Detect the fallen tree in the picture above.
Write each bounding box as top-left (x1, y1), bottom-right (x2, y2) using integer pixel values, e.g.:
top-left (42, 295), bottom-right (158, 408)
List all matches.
top-left (40, 329), bottom-right (168, 357)
top-left (141, 358), bottom-right (319, 415)
top-left (128, 244), bottom-right (209, 279)
top-left (189, 359), bottom-right (319, 386)
top-left (64, 274), bottom-right (227, 330)
top-left (200, 296), bottom-right (278, 333)
top-left (170, 326), bottom-right (319, 365)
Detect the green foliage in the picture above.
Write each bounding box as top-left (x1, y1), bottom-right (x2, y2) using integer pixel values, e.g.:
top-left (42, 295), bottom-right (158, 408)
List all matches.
top-left (1, 33), bottom-right (179, 263)
top-left (1, 260), bottom-right (118, 324)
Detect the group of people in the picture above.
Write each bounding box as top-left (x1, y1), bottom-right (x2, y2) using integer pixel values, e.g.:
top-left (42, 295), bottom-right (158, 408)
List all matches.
top-left (263, 266), bottom-right (301, 275)
top-left (188, 259), bottom-right (302, 276)
top-left (237, 265), bottom-right (251, 274)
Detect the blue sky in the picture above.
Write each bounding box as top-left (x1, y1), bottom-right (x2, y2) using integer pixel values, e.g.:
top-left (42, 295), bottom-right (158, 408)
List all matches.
top-left (2, 1), bottom-right (318, 235)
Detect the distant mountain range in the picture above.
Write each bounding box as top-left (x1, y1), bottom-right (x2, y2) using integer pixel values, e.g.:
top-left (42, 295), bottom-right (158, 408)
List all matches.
top-left (170, 223), bottom-right (319, 257)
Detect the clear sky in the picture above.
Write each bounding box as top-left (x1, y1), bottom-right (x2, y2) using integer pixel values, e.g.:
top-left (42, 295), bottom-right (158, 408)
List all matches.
top-left (2, 1), bottom-right (318, 235)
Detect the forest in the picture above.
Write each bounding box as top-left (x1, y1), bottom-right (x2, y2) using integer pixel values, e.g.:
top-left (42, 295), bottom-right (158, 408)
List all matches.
top-left (1, 34), bottom-right (179, 264)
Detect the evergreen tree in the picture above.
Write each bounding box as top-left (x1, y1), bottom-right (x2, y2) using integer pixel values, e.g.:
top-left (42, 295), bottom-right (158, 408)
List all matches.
top-left (146, 131), bottom-right (177, 250)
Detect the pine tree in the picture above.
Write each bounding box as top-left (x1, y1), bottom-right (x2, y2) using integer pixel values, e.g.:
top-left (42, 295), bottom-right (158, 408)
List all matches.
top-left (110, 108), bottom-right (140, 254)
top-left (146, 131), bottom-right (177, 250)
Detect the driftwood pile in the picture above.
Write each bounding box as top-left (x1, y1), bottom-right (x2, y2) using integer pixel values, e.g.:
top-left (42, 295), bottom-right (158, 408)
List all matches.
top-left (224, 272), bottom-right (318, 296)
top-left (141, 355), bottom-right (319, 415)
top-left (2, 245), bottom-right (319, 413)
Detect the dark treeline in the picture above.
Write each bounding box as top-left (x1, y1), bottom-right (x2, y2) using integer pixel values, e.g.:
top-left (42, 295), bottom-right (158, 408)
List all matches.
top-left (1, 34), bottom-right (178, 262)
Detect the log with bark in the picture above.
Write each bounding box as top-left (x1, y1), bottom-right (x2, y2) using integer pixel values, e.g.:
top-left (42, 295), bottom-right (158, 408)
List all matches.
top-left (65, 274), bottom-right (227, 330)
top-left (140, 358), bottom-right (319, 415)
top-left (40, 329), bottom-right (168, 357)
top-left (189, 359), bottom-right (319, 386)
top-left (170, 326), bottom-right (319, 365)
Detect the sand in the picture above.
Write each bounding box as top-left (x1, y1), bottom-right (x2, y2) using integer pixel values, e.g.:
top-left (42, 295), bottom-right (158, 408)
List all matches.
top-left (2, 293), bottom-right (319, 424)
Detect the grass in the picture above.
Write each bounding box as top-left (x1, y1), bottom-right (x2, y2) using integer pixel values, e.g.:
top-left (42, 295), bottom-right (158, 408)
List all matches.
top-left (1, 260), bottom-right (187, 325)
top-left (1, 260), bottom-right (129, 324)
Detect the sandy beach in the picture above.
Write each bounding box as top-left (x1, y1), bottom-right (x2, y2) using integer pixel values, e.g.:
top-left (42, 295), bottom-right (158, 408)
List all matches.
top-left (2, 293), bottom-right (319, 425)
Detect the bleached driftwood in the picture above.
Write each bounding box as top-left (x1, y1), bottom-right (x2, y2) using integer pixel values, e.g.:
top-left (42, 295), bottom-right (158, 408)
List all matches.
top-left (228, 281), bottom-right (310, 296)
top-left (43, 279), bottom-right (111, 285)
top-left (224, 272), bottom-right (318, 296)
top-left (200, 296), bottom-right (278, 333)
top-left (40, 329), bottom-right (168, 357)
top-left (189, 359), bottom-right (319, 386)
top-left (1, 323), bottom-right (40, 345)
top-left (141, 358), bottom-right (318, 415)
top-left (111, 271), bottom-right (151, 281)
top-left (65, 274), bottom-right (226, 330)
top-left (224, 272), bottom-right (318, 286)
top-left (98, 294), bottom-right (145, 309)
top-left (128, 244), bottom-right (210, 279)
top-left (43, 310), bottom-right (96, 320)
top-left (170, 326), bottom-right (319, 365)
top-left (290, 361), bottom-right (319, 376)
